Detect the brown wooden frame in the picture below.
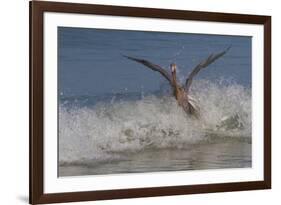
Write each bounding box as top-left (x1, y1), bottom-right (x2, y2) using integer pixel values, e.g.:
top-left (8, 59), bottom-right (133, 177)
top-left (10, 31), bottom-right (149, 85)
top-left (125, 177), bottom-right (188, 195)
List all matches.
top-left (30, 0), bottom-right (271, 204)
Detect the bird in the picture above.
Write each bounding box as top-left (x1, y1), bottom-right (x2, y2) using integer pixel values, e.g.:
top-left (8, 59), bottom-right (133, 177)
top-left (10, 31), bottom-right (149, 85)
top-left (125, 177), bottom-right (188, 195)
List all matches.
top-left (123, 46), bottom-right (231, 117)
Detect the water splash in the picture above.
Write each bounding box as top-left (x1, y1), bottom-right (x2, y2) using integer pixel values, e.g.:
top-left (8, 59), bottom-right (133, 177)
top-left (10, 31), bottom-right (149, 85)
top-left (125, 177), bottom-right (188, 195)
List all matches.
top-left (59, 79), bottom-right (251, 165)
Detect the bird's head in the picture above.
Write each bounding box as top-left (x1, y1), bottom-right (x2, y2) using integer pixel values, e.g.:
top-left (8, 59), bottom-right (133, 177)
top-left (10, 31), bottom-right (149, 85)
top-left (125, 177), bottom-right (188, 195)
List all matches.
top-left (170, 63), bottom-right (177, 73)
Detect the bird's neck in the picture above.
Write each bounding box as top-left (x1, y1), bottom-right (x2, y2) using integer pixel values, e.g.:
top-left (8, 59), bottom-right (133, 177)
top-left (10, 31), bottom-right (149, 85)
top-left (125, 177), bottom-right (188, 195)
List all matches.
top-left (172, 71), bottom-right (180, 97)
top-left (172, 71), bottom-right (177, 85)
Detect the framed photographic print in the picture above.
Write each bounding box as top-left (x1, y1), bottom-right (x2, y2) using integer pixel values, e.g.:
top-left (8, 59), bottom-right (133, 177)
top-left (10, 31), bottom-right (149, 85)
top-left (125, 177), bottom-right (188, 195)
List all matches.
top-left (29, 0), bottom-right (271, 204)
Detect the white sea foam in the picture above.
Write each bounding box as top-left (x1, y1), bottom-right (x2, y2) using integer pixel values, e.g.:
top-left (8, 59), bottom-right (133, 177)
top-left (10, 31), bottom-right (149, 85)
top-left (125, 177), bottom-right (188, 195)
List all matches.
top-left (59, 80), bottom-right (251, 165)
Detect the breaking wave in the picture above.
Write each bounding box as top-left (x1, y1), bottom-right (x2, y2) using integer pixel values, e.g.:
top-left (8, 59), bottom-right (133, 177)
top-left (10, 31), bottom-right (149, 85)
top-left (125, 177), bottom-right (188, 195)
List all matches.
top-left (59, 79), bottom-right (251, 165)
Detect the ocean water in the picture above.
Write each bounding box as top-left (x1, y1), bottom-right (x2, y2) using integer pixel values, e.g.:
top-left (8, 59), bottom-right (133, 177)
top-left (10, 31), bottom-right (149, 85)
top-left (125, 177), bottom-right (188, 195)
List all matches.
top-left (58, 27), bottom-right (252, 176)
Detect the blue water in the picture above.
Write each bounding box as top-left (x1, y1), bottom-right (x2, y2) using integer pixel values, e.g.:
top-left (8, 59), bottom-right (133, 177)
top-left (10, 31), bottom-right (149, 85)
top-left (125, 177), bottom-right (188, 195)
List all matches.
top-left (58, 27), bottom-right (252, 176)
top-left (58, 27), bottom-right (251, 98)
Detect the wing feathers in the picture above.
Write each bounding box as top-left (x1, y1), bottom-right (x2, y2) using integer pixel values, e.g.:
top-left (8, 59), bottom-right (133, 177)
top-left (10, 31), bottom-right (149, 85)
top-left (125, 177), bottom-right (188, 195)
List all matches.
top-left (185, 46), bottom-right (231, 91)
top-left (123, 55), bottom-right (172, 84)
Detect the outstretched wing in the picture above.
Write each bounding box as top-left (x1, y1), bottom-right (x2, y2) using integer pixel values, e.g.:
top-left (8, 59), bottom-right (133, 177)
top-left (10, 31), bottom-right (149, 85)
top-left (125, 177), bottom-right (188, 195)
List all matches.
top-left (123, 55), bottom-right (172, 84)
top-left (185, 46), bottom-right (231, 92)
